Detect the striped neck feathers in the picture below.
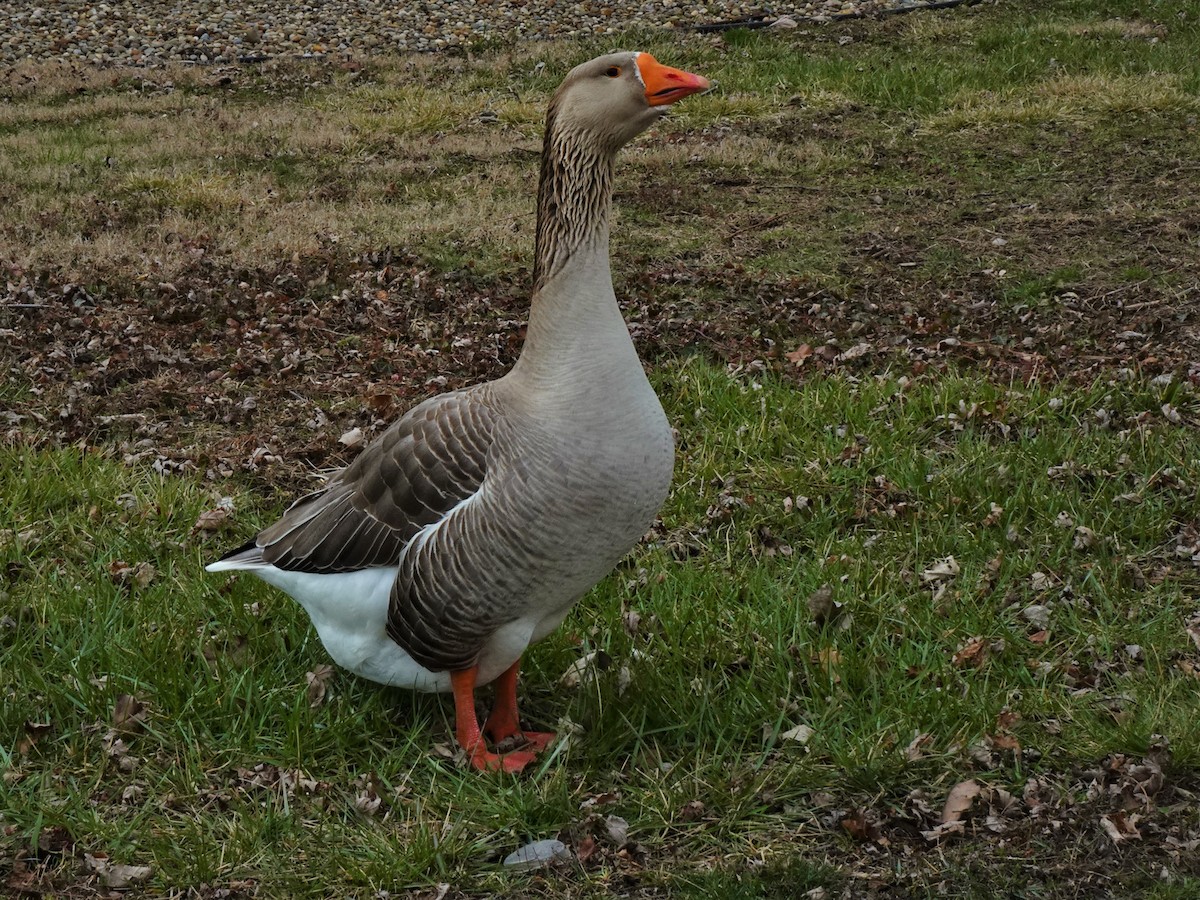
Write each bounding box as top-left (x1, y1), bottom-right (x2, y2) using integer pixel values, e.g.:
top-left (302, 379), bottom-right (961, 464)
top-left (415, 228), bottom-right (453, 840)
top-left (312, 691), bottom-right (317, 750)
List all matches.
top-left (532, 104), bottom-right (616, 294)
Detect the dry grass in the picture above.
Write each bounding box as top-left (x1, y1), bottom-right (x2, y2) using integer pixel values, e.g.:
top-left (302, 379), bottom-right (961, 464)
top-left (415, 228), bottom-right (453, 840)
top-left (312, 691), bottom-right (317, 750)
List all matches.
top-left (930, 72), bottom-right (1200, 130)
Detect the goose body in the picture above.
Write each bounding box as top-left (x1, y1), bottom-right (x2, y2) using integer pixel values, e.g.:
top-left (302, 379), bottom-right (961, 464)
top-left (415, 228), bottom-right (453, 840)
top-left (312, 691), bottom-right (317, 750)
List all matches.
top-left (207, 52), bottom-right (709, 771)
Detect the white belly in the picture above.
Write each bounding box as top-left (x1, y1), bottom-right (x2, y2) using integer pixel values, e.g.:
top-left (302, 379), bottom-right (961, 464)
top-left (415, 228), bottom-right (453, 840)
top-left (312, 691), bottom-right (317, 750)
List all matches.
top-left (248, 564), bottom-right (547, 692)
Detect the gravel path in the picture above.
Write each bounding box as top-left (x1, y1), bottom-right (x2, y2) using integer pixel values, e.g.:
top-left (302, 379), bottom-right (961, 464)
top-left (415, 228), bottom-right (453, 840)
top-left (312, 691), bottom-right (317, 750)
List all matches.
top-left (2, 0), bottom-right (956, 64)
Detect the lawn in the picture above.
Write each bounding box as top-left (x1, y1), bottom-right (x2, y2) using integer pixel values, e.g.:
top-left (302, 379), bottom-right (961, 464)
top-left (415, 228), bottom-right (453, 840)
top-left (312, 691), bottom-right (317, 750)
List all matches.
top-left (3, 0), bottom-right (1200, 896)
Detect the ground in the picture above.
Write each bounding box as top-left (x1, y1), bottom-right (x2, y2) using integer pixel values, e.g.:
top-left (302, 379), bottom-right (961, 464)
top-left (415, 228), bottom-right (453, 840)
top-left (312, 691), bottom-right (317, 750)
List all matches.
top-left (2, 1), bottom-right (1200, 897)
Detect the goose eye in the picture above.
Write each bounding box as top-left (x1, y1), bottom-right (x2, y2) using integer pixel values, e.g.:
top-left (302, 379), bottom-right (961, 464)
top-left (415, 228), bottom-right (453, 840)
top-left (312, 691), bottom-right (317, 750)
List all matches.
top-left (604, 66), bottom-right (621, 78)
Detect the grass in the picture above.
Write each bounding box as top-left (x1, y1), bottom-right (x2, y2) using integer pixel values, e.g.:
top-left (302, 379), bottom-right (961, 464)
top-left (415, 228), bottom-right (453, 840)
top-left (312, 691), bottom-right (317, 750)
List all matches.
top-left (3, 0), bottom-right (1200, 896)
top-left (4, 368), bottom-right (1199, 896)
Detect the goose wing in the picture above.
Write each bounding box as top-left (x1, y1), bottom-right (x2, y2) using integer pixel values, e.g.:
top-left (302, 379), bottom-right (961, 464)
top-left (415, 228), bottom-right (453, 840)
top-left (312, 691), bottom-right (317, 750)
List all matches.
top-left (215, 386), bottom-right (500, 574)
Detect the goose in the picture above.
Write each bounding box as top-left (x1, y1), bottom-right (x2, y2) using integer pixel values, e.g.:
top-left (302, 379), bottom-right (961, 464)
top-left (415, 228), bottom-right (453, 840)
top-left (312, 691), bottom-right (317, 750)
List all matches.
top-left (207, 52), bottom-right (709, 773)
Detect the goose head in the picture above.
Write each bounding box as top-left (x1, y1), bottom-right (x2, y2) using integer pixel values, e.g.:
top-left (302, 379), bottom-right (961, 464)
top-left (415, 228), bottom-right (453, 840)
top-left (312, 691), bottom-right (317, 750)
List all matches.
top-left (549, 52), bottom-right (710, 154)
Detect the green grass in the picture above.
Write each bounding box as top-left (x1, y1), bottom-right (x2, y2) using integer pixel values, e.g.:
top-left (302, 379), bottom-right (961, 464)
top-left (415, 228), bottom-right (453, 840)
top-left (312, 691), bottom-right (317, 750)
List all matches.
top-left (4, 0), bottom-right (1200, 895)
top-left (3, 365), bottom-right (1199, 895)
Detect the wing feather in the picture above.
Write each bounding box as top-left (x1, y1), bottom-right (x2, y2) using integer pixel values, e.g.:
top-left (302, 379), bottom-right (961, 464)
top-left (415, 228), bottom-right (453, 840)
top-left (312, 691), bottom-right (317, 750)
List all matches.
top-left (253, 387), bottom-right (499, 574)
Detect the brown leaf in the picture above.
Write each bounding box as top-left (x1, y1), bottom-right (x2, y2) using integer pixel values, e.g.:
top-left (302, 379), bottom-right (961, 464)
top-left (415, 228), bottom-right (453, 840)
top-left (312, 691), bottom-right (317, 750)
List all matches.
top-left (995, 709), bottom-right (1021, 731)
top-left (36, 824), bottom-right (74, 855)
top-left (815, 647), bottom-right (842, 683)
top-left (840, 808), bottom-right (883, 843)
top-left (306, 664), bottom-right (335, 707)
top-left (574, 834), bottom-right (597, 865)
top-left (940, 779), bottom-right (981, 825)
top-left (192, 507), bottom-right (230, 532)
top-left (112, 694), bottom-right (147, 733)
top-left (1100, 811), bottom-right (1142, 844)
top-left (990, 733), bottom-right (1021, 753)
top-left (785, 344), bottom-right (813, 365)
top-left (579, 791), bottom-right (621, 810)
top-left (904, 732), bottom-right (933, 761)
top-left (952, 637), bottom-right (987, 668)
top-left (17, 720), bottom-right (52, 755)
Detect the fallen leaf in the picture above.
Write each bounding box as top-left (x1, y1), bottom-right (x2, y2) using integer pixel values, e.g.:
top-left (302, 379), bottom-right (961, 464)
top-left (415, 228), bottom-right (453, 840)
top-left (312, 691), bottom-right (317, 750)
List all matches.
top-left (604, 815), bottom-right (629, 845)
top-left (192, 507), bottom-right (230, 532)
top-left (559, 650), bottom-right (611, 688)
top-left (338, 427), bottom-right (364, 448)
top-left (940, 779), bottom-right (982, 825)
top-left (103, 863), bottom-right (154, 889)
top-left (355, 788), bottom-right (381, 816)
top-left (990, 733), bottom-right (1021, 753)
top-left (780, 723), bottom-right (815, 745)
top-left (112, 694), bottom-right (147, 732)
top-left (1022, 604), bottom-right (1051, 630)
top-left (503, 839), bottom-right (571, 870)
top-left (621, 609), bottom-right (641, 637)
top-left (785, 344), bottom-right (812, 365)
top-left (617, 664), bottom-right (632, 696)
top-left (1100, 811), bottom-right (1142, 844)
top-left (574, 834), bottom-right (597, 864)
top-left (996, 709), bottom-right (1021, 730)
top-left (815, 647), bottom-right (842, 683)
top-left (952, 637), bottom-right (987, 668)
top-left (17, 720), bottom-right (52, 755)
top-left (904, 732), bottom-right (933, 761)
top-left (306, 664), bottom-right (335, 707)
top-left (85, 853), bottom-right (153, 889)
top-left (922, 556), bottom-right (960, 582)
top-left (840, 808), bottom-right (883, 843)
top-left (579, 791), bottom-right (620, 810)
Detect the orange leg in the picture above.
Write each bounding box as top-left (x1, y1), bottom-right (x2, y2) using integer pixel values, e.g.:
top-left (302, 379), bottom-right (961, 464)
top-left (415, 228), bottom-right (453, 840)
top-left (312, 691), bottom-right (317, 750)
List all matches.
top-left (451, 666), bottom-right (537, 773)
top-left (482, 659), bottom-right (557, 753)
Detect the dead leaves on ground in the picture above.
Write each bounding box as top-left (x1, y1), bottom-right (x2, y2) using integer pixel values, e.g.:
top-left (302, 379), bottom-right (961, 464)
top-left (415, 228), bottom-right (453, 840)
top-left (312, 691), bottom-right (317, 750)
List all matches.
top-left (828, 734), bottom-right (1196, 870)
top-left (105, 559), bottom-right (157, 594)
top-left (84, 853), bottom-right (153, 890)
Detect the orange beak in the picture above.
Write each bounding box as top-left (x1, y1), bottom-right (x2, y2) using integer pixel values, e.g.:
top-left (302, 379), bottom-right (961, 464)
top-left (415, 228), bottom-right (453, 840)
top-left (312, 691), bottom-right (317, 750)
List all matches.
top-left (636, 54), bottom-right (710, 107)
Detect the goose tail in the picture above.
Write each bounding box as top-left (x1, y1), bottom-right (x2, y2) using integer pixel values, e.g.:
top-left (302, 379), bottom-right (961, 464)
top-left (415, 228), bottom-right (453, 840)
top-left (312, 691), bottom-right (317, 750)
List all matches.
top-left (205, 539), bottom-right (269, 572)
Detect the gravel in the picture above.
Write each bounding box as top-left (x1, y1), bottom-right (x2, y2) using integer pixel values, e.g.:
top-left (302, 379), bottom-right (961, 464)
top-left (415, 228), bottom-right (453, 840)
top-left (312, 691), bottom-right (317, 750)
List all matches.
top-left (1, 0), bottom-right (951, 65)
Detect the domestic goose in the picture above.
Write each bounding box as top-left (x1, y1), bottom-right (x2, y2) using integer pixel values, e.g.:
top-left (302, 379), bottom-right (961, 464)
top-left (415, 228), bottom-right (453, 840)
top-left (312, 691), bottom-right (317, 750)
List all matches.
top-left (207, 52), bottom-right (709, 773)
